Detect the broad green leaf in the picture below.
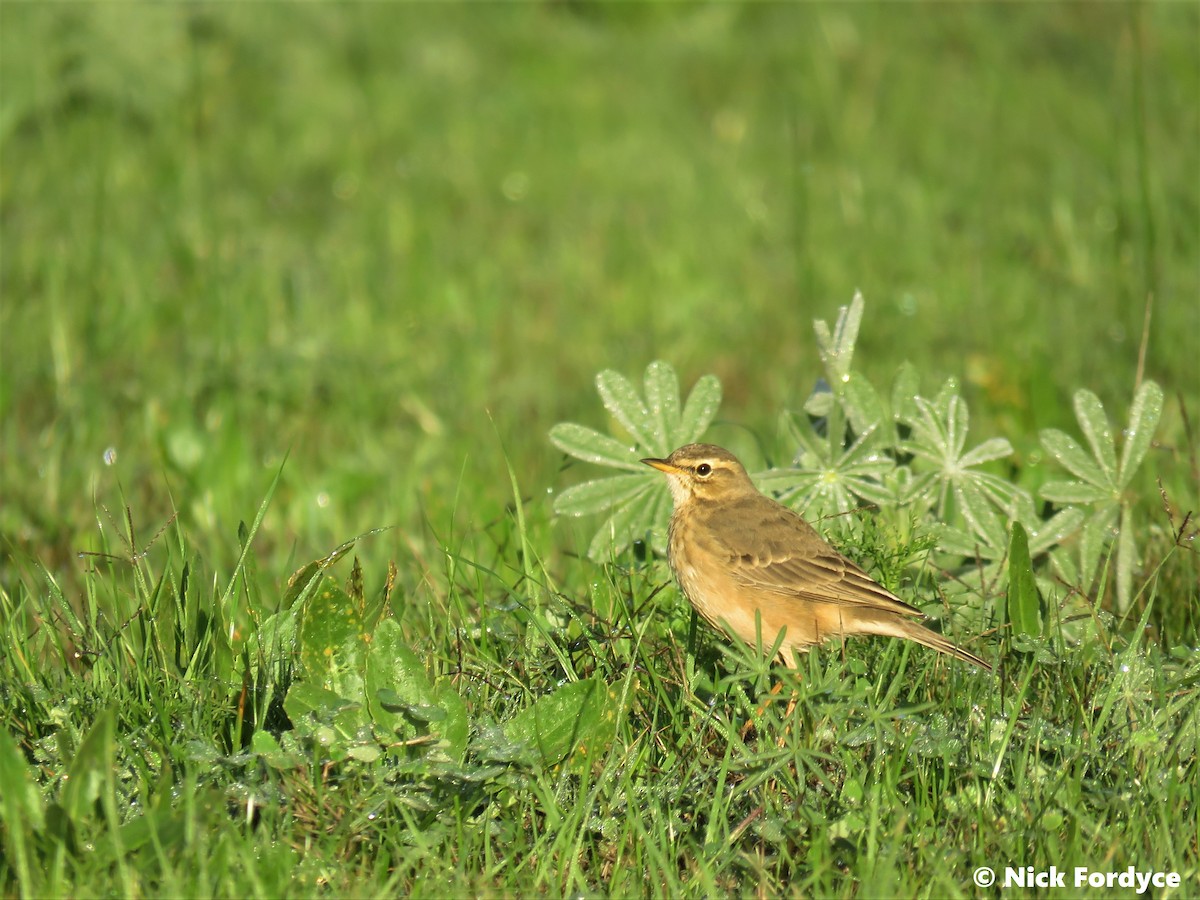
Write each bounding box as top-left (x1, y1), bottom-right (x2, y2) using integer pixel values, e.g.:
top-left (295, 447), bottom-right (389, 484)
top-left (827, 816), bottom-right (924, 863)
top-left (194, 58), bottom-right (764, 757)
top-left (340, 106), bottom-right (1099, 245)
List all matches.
top-left (0, 727), bottom-right (43, 830)
top-left (1039, 480), bottom-right (1111, 505)
top-left (553, 474), bottom-right (651, 517)
top-left (677, 373), bottom-right (722, 443)
top-left (0, 726), bottom-right (43, 889)
top-left (283, 682), bottom-right (359, 721)
top-left (365, 618), bottom-right (469, 760)
top-left (958, 437), bottom-right (1014, 468)
top-left (251, 730), bottom-right (305, 769)
top-left (643, 361), bottom-right (681, 456)
top-left (503, 678), bottom-right (614, 769)
top-left (1073, 389), bottom-right (1118, 482)
top-left (1039, 428), bottom-right (1109, 488)
top-left (1118, 380), bottom-right (1163, 485)
top-left (299, 572), bottom-right (374, 682)
top-left (548, 423), bottom-right (643, 471)
top-left (284, 680), bottom-right (370, 753)
top-left (1005, 522), bottom-right (1042, 639)
top-left (596, 369), bottom-right (655, 450)
top-left (60, 707), bottom-right (116, 827)
top-left (281, 559), bottom-right (323, 610)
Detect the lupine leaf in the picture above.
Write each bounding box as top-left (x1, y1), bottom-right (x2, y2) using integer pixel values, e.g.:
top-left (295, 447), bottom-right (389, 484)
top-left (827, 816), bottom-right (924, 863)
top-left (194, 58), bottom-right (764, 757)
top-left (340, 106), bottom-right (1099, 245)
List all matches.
top-left (1078, 506), bottom-right (1119, 592)
top-left (959, 437), bottom-right (1014, 468)
top-left (954, 479), bottom-right (1006, 550)
top-left (553, 475), bottom-right (652, 517)
top-left (1039, 429), bottom-right (1109, 489)
top-left (842, 374), bottom-right (886, 436)
top-left (1039, 480), bottom-right (1111, 505)
top-left (1027, 507), bottom-right (1086, 552)
top-left (596, 369), bottom-right (655, 450)
top-left (814, 291), bottom-right (864, 384)
top-left (891, 362), bottom-right (921, 427)
top-left (643, 361), bottom-right (681, 457)
top-left (549, 423), bottom-right (644, 471)
top-left (1118, 380), bottom-right (1163, 486)
top-left (1073, 389), bottom-right (1118, 483)
top-left (678, 374), bottom-right (723, 443)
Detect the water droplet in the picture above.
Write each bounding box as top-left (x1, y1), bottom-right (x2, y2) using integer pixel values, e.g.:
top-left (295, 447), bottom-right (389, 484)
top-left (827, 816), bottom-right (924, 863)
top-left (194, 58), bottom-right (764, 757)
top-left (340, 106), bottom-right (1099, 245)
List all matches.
top-left (103, 447), bottom-right (117, 466)
top-left (316, 492), bottom-right (330, 508)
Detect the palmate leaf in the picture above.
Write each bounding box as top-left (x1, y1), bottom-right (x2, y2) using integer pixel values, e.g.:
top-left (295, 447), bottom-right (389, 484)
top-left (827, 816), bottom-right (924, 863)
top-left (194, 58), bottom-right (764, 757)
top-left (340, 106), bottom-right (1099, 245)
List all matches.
top-left (551, 361), bottom-right (722, 560)
top-left (1037, 381), bottom-right (1162, 612)
top-left (762, 416), bottom-right (894, 519)
top-left (899, 383), bottom-right (1027, 541)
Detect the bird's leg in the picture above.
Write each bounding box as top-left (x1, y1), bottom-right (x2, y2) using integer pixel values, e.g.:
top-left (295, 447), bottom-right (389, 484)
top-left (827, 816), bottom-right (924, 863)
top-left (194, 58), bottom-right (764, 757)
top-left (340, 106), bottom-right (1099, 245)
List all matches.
top-left (739, 679), bottom-right (787, 741)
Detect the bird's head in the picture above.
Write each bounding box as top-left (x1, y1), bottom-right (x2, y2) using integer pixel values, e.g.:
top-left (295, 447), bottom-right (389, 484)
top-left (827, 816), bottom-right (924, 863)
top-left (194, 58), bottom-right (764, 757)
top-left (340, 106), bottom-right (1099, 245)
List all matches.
top-left (641, 443), bottom-right (755, 506)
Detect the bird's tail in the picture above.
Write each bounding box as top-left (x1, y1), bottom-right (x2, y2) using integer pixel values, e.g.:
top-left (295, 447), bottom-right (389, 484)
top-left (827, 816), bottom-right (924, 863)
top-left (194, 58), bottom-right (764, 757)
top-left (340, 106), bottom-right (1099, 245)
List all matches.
top-left (857, 613), bottom-right (993, 672)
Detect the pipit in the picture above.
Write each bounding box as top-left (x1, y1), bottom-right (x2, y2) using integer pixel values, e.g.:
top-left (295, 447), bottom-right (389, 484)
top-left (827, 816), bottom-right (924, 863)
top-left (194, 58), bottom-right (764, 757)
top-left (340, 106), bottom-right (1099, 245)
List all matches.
top-left (643, 443), bottom-right (991, 672)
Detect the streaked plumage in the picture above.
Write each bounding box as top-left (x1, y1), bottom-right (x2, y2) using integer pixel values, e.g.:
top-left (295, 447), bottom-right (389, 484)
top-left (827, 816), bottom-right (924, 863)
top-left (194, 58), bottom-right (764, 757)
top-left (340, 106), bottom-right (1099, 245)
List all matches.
top-left (643, 443), bottom-right (991, 671)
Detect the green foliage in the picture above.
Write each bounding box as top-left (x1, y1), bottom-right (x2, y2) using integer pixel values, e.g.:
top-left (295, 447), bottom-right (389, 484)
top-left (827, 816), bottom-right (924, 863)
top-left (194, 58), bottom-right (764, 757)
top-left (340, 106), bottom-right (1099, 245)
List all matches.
top-left (1039, 382), bottom-right (1164, 611)
top-left (550, 294), bottom-right (1166, 639)
top-left (2, 4), bottom-right (1198, 897)
top-left (549, 361), bottom-right (722, 560)
top-left (500, 677), bottom-right (617, 769)
top-left (1004, 521), bottom-right (1043, 643)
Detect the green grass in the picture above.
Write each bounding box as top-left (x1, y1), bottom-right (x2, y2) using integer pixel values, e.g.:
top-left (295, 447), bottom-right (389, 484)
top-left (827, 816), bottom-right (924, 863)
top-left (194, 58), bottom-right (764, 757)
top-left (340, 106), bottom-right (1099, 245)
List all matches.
top-left (2, 4), bottom-right (1198, 898)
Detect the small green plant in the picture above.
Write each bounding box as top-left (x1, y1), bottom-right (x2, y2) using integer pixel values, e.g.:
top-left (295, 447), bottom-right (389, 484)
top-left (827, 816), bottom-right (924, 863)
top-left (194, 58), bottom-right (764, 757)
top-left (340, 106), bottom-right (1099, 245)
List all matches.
top-left (548, 361), bottom-right (721, 560)
top-left (1039, 382), bottom-right (1164, 612)
top-left (549, 293), bottom-right (1165, 628)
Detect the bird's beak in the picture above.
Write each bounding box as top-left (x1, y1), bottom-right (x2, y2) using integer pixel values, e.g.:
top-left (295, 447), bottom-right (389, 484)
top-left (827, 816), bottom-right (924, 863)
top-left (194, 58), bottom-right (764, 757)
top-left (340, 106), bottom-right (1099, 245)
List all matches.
top-left (642, 457), bottom-right (683, 475)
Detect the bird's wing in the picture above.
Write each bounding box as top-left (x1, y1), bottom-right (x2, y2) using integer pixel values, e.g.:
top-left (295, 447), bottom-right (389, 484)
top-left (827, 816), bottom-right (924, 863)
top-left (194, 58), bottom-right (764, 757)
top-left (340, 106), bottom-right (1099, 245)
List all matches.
top-left (717, 498), bottom-right (922, 617)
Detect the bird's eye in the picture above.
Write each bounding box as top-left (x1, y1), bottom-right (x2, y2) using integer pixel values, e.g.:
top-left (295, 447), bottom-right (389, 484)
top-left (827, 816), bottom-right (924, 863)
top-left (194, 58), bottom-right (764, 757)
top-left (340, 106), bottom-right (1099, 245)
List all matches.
top-left (695, 463), bottom-right (712, 477)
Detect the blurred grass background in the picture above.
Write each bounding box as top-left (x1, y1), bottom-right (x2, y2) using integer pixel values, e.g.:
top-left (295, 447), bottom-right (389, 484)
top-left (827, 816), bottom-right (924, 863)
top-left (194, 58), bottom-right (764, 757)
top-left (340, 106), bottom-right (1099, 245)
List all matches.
top-left (2, 5), bottom-right (1198, 896)
top-left (2, 2), bottom-right (1196, 588)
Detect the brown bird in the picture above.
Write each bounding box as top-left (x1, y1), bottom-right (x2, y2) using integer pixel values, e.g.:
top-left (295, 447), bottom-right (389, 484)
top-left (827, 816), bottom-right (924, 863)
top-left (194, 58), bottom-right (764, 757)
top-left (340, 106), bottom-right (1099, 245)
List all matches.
top-left (642, 443), bottom-right (991, 672)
